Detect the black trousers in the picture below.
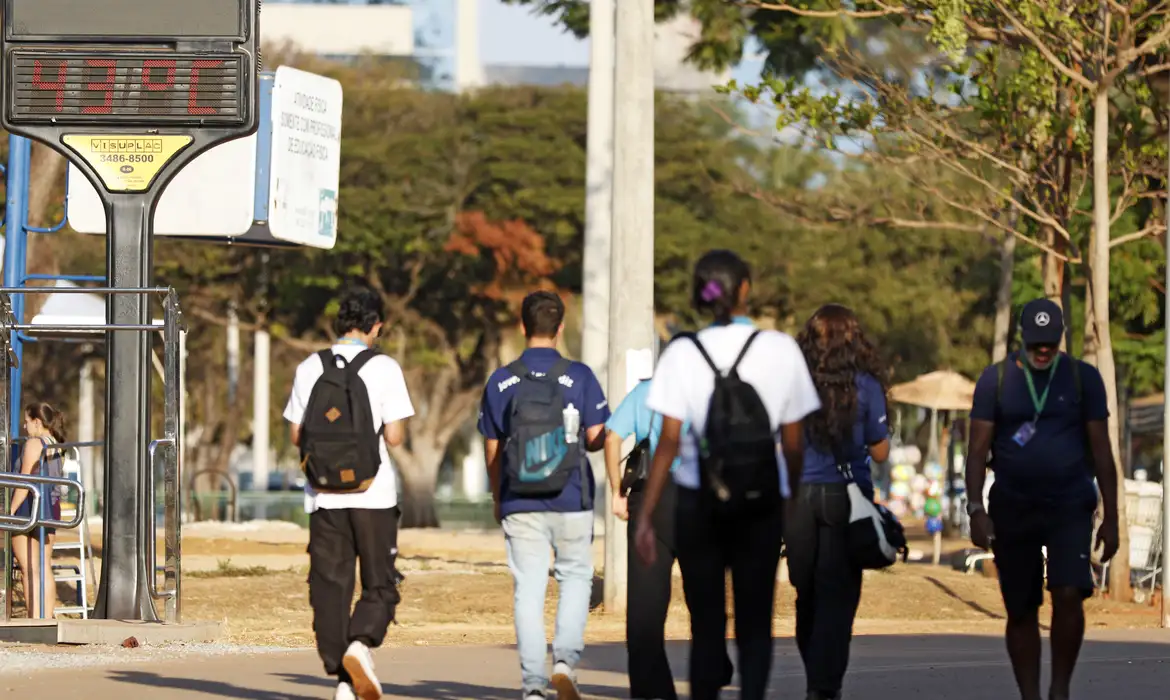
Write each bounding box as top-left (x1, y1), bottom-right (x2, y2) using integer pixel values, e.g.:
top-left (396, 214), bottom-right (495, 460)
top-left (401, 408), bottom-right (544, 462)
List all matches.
top-left (309, 506), bottom-right (401, 680)
top-left (675, 487), bottom-right (784, 700)
top-left (626, 480), bottom-right (679, 700)
top-left (786, 483), bottom-right (863, 696)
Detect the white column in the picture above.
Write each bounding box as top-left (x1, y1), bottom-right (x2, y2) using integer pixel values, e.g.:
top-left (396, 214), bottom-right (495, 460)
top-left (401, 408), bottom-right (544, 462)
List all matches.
top-left (462, 433), bottom-right (488, 501)
top-left (454, 0), bottom-right (485, 92)
top-left (604, 0), bottom-right (656, 614)
top-left (583, 0), bottom-right (616, 532)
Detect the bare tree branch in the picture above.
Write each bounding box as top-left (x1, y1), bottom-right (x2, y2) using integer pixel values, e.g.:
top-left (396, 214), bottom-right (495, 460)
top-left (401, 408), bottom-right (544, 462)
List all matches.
top-left (1110, 223), bottom-right (1166, 248)
top-left (990, 0), bottom-right (1095, 89)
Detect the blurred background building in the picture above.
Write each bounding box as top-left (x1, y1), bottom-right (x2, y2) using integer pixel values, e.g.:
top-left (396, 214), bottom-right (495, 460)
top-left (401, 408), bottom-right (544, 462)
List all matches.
top-left (263, 0), bottom-right (727, 93)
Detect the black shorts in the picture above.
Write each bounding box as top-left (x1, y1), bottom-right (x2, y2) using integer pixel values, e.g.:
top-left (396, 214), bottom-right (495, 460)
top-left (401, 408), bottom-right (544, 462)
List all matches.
top-left (989, 485), bottom-right (1095, 616)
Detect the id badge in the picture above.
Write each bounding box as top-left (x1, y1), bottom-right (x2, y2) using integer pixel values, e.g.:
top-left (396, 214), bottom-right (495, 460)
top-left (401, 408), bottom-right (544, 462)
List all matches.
top-left (1012, 421), bottom-right (1037, 447)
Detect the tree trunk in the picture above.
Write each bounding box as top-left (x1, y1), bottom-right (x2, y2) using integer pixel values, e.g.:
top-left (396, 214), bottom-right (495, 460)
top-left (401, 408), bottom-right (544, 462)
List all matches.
top-left (395, 444), bottom-right (444, 529)
top-left (1042, 229), bottom-right (1067, 351)
top-left (992, 231), bottom-right (1016, 362)
top-left (1091, 85), bottom-right (1131, 601)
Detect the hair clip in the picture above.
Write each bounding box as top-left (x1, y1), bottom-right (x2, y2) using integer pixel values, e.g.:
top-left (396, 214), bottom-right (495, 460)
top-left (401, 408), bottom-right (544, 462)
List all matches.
top-left (700, 280), bottom-right (723, 302)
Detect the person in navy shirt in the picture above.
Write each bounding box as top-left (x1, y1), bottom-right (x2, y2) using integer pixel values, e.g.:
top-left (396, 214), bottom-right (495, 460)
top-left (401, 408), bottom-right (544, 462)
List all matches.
top-left (478, 290), bottom-right (608, 700)
top-left (789, 304), bottom-right (890, 700)
top-left (965, 298), bottom-right (1119, 700)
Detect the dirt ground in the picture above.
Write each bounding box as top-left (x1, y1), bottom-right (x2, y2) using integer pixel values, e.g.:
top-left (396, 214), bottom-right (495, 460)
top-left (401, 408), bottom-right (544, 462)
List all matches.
top-left (11, 521), bottom-right (1161, 647)
top-left (165, 523), bottom-right (1166, 648)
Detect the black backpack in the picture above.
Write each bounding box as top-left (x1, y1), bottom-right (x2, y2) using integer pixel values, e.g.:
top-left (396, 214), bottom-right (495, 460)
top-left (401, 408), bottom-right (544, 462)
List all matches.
top-left (620, 435), bottom-right (652, 496)
top-left (503, 358), bottom-right (587, 504)
top-left (678, 330), bottom-right (780, 512)
top-left (299, 349), bottom-right (383, 493)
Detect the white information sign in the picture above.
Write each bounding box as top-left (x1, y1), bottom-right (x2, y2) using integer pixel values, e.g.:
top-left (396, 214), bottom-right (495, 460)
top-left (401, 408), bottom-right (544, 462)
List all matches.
top-left (267, 66), bottom-right (343, 248)
top-left (66, 135), bottom-right (257, 236)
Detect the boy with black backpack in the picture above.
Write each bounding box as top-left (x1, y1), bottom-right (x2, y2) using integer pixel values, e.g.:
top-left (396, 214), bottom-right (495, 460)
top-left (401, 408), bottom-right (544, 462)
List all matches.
top-left (284, 286), bottom-right (416, 700)
top-left (633, 250), bottom-right (821, 700)
top-left (478, 291), bottom-right (610, 700)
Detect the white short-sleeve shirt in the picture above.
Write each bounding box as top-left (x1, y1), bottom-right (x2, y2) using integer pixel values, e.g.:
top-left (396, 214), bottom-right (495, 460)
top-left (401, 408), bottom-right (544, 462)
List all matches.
top-left (283, 344), bottom-right (415, 512)
top-left (646, 324), bottom-right (821, 498)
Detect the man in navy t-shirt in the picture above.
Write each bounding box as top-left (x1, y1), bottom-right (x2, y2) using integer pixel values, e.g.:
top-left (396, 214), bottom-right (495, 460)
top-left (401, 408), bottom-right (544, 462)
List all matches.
top-left (965, 298), bottom-right (1119, 700)
top-left (478, 290), bottom-right (609, 700)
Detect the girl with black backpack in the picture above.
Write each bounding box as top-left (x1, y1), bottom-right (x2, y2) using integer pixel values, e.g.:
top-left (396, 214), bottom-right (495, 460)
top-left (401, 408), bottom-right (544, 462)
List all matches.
top-left (633, 250), bottom-right (822, 700)
top-left (789, 304), bottom-right (891, 700)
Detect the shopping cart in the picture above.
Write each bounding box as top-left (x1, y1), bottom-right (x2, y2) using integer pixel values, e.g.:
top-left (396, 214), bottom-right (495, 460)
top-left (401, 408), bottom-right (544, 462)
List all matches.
top-left (1101, 479), bottom-right (1163, 603)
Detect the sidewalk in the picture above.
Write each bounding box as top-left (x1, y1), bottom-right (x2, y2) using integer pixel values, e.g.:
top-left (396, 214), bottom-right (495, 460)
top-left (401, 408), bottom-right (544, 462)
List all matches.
top-left (2, 629), bottom-right (1168, 698)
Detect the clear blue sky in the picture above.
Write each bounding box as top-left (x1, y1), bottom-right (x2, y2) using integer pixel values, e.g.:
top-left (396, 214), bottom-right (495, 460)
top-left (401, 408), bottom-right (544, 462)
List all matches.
top-left (479, 0), bottom-right (765, 85)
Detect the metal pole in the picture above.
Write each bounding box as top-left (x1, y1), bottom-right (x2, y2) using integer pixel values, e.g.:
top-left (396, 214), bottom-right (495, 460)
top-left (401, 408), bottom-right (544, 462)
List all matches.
top-left (252, 327), bottom-right (270, 494)
top-left (1162, 138), bottom-right (1170, 627)
top-left (93, 195), bottom-right (159, 621)
top-left (3, 136), bottom-right (31, 438)
top-left (79, 355), bottom-right (97, 515)
top-left (227, 301), bottom-right (240, 405)
top-left (585, 0), bottom-right (616, 540)
top-left (604, 0), bottom-right (655, 614)
top-left (179, 328), bottom-right (188, 518)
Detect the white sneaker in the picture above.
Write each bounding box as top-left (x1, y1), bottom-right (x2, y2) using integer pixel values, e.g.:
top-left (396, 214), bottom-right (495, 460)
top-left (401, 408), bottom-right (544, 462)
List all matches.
top-left (550, 661), bottom-right (581, 700)
top-left (522, 693), bottom-right (546, 700)
top-left (333, 682), bottom-right (357, 700)
top-left (341, 641), bottom-right (383, 700)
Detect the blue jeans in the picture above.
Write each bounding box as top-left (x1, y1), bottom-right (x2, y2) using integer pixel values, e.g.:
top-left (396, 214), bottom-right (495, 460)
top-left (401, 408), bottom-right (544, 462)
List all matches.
top-left (502, 510), bottom-right (594, 694)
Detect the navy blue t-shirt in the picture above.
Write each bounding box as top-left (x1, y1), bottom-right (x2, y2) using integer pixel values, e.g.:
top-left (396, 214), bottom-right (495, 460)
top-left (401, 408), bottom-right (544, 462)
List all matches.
top-left (970, 352), bottom-right (1108, 503)
top-left (801, 372), bottom-right (888, 488)
top-left (478, 348), bottom-right (610, 517)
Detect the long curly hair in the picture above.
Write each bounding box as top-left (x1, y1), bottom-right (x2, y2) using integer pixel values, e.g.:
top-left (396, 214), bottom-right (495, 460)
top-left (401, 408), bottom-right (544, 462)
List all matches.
top-left (796, 304), bottom-right (888, 453)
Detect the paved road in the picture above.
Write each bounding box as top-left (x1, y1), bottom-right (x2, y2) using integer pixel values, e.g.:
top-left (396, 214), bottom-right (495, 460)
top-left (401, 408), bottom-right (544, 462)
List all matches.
top-left (2, 629), bottom-right (1168, 698)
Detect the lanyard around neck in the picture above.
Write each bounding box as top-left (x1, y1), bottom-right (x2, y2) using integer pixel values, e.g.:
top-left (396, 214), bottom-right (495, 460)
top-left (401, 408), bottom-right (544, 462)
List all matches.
top-left (1021, 353), bottom-right (1061, 419)
top-left (336, 337), bottom-right (368, 348)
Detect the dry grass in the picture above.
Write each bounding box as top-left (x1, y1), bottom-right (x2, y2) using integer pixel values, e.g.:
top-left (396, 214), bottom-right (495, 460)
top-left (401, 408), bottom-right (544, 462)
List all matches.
top-left (41, 525), bottom-right (1161, 646)
top-left (182, 543), bottom-right (1164, 648)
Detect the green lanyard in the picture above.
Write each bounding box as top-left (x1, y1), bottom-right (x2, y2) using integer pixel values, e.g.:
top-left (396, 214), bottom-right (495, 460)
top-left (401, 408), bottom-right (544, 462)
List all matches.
top-left (1021, 354), bottom-right (1061, 420)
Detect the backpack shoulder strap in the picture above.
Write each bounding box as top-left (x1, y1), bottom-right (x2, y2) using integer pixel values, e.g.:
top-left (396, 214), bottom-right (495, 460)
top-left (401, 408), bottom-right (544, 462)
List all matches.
top-left (549, 357), bottom-right (572, 380)
top-left (729, 330), bottom-right (763, 374)
top-left (506, 359), bottom-right (530, 379)
top-left (995, 359), bottom-right (1007, 410)
top-left (676, 332), bottom-right (718, 375)
top-left (317, 349), bottom-right (335, 370)
top-left (345, 348), bottom-right (379, 376)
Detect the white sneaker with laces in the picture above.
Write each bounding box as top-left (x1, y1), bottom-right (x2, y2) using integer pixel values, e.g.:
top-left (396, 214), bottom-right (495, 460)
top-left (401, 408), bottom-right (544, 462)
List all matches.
top-left (550, 661), bottom-right (581, 700)
top-left (333, 681), bottom-right (357, 700)
top-left (341, 641), bottom-right (383, 700)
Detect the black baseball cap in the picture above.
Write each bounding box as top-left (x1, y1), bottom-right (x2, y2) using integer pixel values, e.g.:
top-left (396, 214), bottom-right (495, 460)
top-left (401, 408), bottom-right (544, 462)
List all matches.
top-left (1020, 298), bottom-right (1063, 346)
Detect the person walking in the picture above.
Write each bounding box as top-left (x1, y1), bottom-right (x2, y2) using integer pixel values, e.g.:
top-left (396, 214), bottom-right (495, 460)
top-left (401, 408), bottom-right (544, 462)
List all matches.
top-left (789, 305), bottom-right (891, 700)
top-left (479, 290), bottom-right (609, 700)
top-left (9, 402), bottom-right (68, 619)
top-left (633, 250), bottom-right (821, 700)
top-left (604, 371), bottom-right (683, 700)
top-left (284, 286), bottom-right (415, 700)
top-left (965, 298), bottom-right (1120, 700)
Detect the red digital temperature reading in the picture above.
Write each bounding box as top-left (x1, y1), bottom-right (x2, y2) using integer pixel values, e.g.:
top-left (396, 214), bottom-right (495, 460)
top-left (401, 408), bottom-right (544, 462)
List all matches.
top-left (7, 52), bottom-right (246, 125)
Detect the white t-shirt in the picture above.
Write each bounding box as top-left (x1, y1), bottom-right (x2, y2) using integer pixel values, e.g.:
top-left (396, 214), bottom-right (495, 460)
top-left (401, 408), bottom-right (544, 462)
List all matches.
top-left (283, 344), bottom-right (415, 512)
top-left (646, 324), bottom-right (821, 498)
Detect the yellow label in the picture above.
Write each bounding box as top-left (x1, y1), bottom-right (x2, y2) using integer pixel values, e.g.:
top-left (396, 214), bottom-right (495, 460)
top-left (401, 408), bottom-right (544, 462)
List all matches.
top-left (61, 134), bottom-right (194, 193)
